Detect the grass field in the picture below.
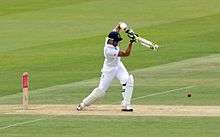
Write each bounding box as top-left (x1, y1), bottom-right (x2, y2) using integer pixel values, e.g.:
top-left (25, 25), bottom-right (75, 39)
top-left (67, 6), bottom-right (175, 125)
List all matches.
top-left (1, 115), bottom-right (220, 137)
top-left (0, 0), bottom-right (220, 137)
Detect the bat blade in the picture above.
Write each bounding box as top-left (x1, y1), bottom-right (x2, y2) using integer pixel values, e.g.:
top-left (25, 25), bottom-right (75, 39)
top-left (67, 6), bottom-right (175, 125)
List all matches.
top-left (136, 36), bottom-right (159, 50)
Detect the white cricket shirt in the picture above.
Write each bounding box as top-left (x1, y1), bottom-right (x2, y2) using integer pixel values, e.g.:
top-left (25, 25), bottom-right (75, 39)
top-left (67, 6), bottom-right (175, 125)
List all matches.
top-left (101, 38), bottom-right (121, 73)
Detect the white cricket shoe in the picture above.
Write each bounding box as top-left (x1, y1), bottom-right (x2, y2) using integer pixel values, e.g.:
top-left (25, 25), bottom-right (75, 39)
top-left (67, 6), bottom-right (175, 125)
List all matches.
top-left (121, 101), bottom-right (133, 112)
top-left (76, 103), bottom-right (85, 111)
top-left (121, 105), bottom-right (133, 112)
top-left (121, 100), bottom-right (133, 112)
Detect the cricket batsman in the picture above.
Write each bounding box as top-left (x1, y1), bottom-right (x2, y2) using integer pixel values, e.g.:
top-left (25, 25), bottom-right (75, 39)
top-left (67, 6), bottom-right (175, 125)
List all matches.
top-left (77, 22), bottom-right (136, 111)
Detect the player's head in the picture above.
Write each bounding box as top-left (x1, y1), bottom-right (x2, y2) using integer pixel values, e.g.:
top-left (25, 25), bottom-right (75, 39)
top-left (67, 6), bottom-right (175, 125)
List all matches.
top-left (107, 31), bottom-right (123, 46)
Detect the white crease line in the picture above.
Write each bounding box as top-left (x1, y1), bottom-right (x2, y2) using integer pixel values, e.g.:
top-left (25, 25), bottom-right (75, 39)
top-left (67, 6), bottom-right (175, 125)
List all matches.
top-left (0, 118), bottom-right (44, 130)
top-left (132, 86), bottom-right (195, 101)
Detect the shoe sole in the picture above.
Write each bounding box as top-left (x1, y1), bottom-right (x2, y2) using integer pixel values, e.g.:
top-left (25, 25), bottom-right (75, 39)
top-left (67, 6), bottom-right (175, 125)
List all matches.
top-left (121, 109), bottom-right (133, 112)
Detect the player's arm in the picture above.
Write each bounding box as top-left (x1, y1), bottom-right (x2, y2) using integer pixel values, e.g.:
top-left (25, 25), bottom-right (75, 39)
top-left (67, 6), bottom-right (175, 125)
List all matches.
top-left (118, 42), bottom-right (134, 57)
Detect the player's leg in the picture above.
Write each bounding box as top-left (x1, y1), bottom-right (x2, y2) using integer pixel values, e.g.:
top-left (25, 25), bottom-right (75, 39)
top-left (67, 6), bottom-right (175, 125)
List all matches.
top-left (77, 71), bottom-right (116, 111)
top-left (116, 62), bottom-right (129, 99)
top-left (116, 62), bottom-right (134, 111)
top-left (121, 74), bottom-right (134, 111)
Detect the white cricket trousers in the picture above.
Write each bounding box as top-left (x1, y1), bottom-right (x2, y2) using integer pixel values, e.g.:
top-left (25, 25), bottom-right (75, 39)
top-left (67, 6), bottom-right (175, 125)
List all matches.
top-left (98, 62), bottom-right (129, 92)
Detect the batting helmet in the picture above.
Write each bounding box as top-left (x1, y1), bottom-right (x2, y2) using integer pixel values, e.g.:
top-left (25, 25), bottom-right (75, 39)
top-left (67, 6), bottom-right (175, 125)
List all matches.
top-left (108, 31), bottom-right (123, 42)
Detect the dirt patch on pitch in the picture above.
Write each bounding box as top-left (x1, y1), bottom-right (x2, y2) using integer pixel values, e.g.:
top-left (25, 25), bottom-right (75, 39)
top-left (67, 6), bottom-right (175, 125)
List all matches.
top-left (1, 105), bottom-right (220, 117)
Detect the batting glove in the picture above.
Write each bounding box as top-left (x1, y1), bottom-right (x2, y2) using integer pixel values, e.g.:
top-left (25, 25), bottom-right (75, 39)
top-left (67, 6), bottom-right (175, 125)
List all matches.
top-left (130, 39), bottom-right (136, 44)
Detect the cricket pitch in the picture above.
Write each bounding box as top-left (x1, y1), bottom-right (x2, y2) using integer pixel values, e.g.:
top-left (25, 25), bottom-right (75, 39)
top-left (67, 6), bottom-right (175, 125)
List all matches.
top-left (1, 105), bottom-right (220, 117)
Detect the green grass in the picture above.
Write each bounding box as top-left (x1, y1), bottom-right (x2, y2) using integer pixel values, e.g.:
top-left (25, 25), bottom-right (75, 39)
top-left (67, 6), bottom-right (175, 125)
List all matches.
top-left (0, 0), bottom-right (219, 96)
top-left (0, 54), bottom-right (219, 105)
top-left (0, 115), bottom-right (220, 137)
top-left (0, 0), bottom-right (220, 137)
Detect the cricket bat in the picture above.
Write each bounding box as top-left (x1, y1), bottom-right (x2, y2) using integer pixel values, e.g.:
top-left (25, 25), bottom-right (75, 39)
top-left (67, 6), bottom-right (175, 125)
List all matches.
top-left (135, 36), bottom-right (159, 50)
top-left (126, 29), bottom-right (159, 50)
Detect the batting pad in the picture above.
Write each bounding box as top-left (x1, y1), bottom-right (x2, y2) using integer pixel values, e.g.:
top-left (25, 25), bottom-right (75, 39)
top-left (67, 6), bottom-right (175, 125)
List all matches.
top-left (122, 74), bottom-right (134, 106)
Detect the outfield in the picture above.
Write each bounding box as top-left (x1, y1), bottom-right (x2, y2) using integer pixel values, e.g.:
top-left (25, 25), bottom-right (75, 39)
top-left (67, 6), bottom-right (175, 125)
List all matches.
top-left (0, 0), bottom-right (220, 137)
